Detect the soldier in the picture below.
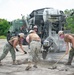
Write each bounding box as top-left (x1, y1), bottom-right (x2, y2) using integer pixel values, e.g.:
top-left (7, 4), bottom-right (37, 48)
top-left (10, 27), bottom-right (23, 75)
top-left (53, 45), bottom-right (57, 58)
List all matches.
top-left (33, 25), bottom-right (43, 45)
top-left (33, 25), bottom-right (38, 33)
top-left (0, 33), bottom-right (27, 65)
top-left (58, 30), bottom-right (74, 65)
top-left (25, 30), bottom-right (41, 70)
top-left (33, 25), bottom-right (42, 37)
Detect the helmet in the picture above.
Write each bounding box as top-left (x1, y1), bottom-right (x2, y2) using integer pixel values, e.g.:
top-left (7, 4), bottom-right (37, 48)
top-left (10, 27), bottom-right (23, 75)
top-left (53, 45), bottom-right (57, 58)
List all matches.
top-left (58, 30), bottom-right (64, 35)
top-left (33, 25), bottom-right (38, 28)
top-left (18, 33), bottom-right (25, 38)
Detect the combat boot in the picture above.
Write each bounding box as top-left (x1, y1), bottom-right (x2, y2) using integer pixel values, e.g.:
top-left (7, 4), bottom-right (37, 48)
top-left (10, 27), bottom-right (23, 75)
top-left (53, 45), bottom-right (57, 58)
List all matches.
top-left (33, 65), bottom-right (38, 68)
top-left (12, 60), bottom-right (18, 65)
top-left (25, 66), bottom-right (31, 70)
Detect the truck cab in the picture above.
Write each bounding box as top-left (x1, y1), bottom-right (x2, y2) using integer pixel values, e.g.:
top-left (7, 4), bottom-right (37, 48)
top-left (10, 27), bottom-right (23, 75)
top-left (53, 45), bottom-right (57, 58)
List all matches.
top-left (8, 16), bottom-right (29, 45)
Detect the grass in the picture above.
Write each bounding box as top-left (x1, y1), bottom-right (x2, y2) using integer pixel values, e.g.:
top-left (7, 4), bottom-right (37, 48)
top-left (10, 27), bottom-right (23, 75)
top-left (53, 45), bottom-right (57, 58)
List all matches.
top-left (0, 35), bottom-right (6, 39)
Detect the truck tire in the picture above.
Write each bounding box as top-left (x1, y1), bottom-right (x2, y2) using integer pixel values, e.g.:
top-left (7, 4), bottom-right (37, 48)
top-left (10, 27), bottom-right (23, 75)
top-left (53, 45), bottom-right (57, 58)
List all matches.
top-left (42, 50), bottom-right (48, 59)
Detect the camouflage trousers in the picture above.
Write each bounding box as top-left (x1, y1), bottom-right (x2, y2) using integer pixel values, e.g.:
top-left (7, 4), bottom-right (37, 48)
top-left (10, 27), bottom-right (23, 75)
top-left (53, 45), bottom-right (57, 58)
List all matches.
top-left (0, 42), bottom-right (15, 61)
top-left (29, 41), bottom-right (41, 63)
top-left (68, 47), bottom-right (74, 63)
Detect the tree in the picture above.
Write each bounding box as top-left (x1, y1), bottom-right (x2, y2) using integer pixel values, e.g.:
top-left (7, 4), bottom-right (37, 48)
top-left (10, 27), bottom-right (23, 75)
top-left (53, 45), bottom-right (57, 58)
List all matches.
top-left (64, 9), bottom-right (74, 33)
top-left (0, 19), bottom-right (10, 36)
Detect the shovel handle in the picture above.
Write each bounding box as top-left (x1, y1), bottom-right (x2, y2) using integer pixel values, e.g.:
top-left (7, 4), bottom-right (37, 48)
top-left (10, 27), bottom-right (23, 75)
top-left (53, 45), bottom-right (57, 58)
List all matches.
top-left (53, 49), bottom-right (71, 66)
top-left (53, 53), bottom-right (66, 66)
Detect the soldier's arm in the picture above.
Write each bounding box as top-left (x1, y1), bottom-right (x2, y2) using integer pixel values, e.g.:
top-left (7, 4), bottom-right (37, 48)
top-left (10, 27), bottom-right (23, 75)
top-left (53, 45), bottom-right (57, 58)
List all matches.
top-left (65, 42), bottom-right (69, 54)
top-left (70, 36), bottom-right (74, 48)
top-left (13, 39), bottom-right (18, 48)
top-left (12, 39), bottom-right (19, 52)
top-left (26, 35), bottom-right (30, 43)
top-left (19, 44), bottom-right (27, 54)
top-left (37, 34), bottom-right (41, 41)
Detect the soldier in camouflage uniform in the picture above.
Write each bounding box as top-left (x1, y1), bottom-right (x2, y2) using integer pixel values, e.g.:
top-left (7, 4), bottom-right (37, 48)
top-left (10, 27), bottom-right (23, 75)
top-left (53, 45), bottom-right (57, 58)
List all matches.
top-left (26, 30), bottom-right (41, 70)
top-left (0, 33), bottom-right (27, 65)
top-left (58, 30), bottom-right (74, 65)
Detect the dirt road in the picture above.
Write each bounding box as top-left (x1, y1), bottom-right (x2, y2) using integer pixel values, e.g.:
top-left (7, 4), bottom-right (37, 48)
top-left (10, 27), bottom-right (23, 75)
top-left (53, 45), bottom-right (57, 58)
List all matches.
top-left (0, 39), bottom-right (74, 75)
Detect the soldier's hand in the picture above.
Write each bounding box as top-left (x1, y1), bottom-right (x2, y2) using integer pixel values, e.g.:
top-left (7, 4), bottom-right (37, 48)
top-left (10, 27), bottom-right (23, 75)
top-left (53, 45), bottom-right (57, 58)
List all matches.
top-left (16, 48), bottom-right (19, 52)
top-left (65, 51), bottom-right (68, 55)
top-left (24, 51), bottom-right (27, 54)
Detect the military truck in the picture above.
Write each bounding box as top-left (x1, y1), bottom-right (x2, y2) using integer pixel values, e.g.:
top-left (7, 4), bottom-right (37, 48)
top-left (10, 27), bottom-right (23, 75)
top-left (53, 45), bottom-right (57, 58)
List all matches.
top-left (27, 8), bottom-right (66, 59)
top-left (8, 16), bottom-right (29, 45)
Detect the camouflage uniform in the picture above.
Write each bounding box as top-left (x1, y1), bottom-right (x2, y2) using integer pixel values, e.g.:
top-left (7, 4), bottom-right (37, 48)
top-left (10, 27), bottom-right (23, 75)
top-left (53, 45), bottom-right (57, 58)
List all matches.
top-left (0, 42), bottom-right (15, 61)
top-left (29, 41), bottom-right (41, 63)
top-left (67, 47), bottom-right (74, 65)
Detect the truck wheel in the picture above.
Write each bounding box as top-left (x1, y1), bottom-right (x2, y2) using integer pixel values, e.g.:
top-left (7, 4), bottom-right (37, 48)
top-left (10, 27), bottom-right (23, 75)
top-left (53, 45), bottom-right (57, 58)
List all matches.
top-left (42, 50), bottom-right (48, 59)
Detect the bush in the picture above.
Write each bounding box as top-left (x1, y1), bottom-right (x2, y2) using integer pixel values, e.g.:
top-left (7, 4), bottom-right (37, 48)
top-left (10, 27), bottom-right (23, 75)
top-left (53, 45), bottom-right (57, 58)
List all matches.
top-left (0, 19), bottom-right (10, 36)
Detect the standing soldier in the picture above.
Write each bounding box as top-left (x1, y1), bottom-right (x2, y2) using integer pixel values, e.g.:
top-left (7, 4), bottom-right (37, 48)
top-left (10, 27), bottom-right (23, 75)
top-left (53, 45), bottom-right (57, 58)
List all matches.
top-left (33, 25), bottom-right (42, 37)
top-left (0, 33), bottom-right (27, 65)
top-left (58, 30), bottom-right (74, 65)
top-left (33, 25), bottom-right (43, 45)
top-left (25, 30), bottom-right (41, 70)
top-left (33, 25), bottom-right (38, 33)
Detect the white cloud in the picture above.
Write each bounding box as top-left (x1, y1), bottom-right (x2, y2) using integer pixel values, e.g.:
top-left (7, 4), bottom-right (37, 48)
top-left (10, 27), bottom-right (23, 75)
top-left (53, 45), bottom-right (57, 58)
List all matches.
top-left (0, 0), bottom-right (74, 21)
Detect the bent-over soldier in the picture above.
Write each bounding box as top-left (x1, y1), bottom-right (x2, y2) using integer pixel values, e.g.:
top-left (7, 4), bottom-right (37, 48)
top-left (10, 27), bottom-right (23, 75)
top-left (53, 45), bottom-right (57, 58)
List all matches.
top-left (0, 33), bottom-right (27, 65)
top-left (58, 30), bottom-right (74, 65)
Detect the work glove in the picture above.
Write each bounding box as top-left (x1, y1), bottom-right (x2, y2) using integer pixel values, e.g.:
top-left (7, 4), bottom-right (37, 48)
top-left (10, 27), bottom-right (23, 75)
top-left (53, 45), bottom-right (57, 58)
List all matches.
top-left (24, 51), bottom-right (27, 54)
top-left (16, 48), bottom-right (19, 52)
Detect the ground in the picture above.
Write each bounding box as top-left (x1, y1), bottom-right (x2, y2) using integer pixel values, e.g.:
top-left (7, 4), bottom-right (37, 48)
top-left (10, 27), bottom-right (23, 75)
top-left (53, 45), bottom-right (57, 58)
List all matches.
top-left (0, 39), bottom-right (74, 75)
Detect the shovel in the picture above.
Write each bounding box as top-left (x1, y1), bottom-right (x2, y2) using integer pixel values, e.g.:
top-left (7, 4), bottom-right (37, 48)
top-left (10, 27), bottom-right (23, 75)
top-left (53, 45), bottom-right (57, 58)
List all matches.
top-left (48, 49), bottom-right (71, 69)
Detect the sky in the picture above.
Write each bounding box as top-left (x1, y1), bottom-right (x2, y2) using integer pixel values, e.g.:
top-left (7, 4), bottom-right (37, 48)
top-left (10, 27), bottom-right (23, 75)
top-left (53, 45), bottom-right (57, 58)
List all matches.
top-left (0, 0), bottom-right (74, 21)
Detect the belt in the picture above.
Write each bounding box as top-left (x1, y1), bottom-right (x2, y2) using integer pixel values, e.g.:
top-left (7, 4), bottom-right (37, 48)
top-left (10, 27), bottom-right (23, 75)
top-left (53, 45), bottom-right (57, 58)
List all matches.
top-left (32, 40), bottom-right (40, 42)
top-left (8, 42), bottom-right (13, 47)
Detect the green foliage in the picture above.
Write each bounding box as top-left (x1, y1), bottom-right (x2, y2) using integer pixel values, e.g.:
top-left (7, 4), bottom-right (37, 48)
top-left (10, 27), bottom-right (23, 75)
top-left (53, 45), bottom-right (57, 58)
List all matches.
top-left (64, 9), bottom-right (74, 33)
top-left (0, 19), bottom-right (10, 36)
